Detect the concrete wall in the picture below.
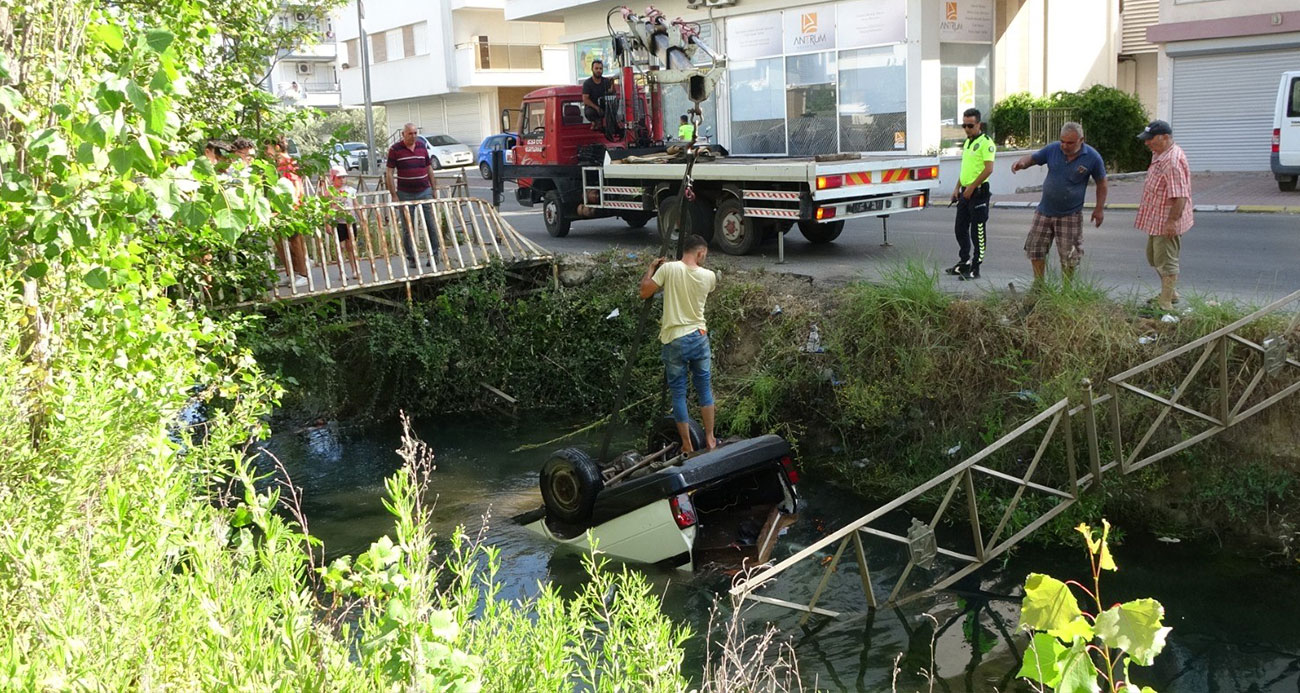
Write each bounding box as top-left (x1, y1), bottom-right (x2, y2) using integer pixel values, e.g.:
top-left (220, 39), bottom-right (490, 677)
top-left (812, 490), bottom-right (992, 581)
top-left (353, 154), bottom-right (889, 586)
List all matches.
top-left (995, 0), bottom-right (1118, 99)
top-left (935, 148), bottom-right (1046, 196)
top-left (1159, 0), bottom-right (1298, 23)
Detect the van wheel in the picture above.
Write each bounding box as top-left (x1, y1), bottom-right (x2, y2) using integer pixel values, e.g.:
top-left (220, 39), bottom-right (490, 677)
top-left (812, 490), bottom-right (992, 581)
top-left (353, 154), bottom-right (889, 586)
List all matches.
top-left (657, 194), bottom-right (714, 248)
top-left (623, 212), bottom-right (653, 229)
top-left (714, 198), bottom-right (760, 255)
top-left (543, 191), bottom-right (571, 238)
top-left (798, 220), bottom-right (844, 244)
top-left (540, 448), bottom-right (603, 523)
top-left (648, 416), bottom-right (706, 455)
top-left (1281, 178), bottom-right (1298, 192)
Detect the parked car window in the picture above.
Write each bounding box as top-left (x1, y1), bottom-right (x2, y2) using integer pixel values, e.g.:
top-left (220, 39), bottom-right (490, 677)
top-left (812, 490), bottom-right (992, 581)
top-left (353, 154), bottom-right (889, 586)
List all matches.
top-left (1289, 78), bottom-right (1300, 119)
top-left (427, 135), bottom-right (458, 146)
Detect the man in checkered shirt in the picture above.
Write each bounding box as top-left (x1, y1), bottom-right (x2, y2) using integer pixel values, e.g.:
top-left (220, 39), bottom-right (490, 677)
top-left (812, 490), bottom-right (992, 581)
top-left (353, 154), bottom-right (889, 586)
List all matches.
top-left (1134, 120), bottom-right (1193, 311)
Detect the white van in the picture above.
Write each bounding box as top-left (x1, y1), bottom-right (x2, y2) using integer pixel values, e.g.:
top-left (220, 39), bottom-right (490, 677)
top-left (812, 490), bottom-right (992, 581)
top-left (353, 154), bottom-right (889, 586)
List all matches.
top-left (1273, 70), bottom-right (1300, 192)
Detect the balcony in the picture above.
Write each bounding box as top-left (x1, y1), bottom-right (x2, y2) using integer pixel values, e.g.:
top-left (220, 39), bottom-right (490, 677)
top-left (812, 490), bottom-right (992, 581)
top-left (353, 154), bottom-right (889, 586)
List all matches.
top-left (453, 43), bottom-right (571, 88)
top-left (285, 36), bottom-right (338, 61)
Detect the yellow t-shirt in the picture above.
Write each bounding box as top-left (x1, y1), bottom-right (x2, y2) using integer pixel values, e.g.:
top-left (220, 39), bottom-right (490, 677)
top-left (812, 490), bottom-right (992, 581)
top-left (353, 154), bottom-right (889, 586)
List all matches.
top-left (651, 260), bottom-right (717, 344)
top-left (678, 123), bottom-right (695, 141)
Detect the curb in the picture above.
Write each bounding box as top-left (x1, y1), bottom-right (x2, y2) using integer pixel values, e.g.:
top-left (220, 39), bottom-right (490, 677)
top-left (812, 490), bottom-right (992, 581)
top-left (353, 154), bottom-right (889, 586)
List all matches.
top-left (931, 201), bottom-right (1300, 214)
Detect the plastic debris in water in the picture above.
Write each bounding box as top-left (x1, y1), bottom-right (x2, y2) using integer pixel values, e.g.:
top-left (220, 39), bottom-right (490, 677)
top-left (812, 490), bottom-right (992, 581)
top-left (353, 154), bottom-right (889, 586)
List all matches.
top-left (771, 304), bottom-right (782, 316)
top-left (946, 443), bottom-right (962, 456)
top-left (1156, 536), bottom-right (1181, 544)
top-left (1138, 335), bottom-right (1158, 345)
top-left (606, 307), bottom-right (620, 320)
top-left (1161, 313), bottom-right (1180, 323)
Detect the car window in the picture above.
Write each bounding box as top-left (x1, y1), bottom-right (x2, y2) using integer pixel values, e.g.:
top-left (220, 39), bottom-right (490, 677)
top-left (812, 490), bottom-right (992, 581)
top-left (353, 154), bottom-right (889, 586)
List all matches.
top-left (344, 143), bottom-right (367, 151)
top-left (1289, 78), bottom-right (1300, 119)
top-left (523, 102), bottom-right (546, 133)
top-left (427, 135), bottom-right (457, 146)
top-left (561, 100), bottom-right (587, 126)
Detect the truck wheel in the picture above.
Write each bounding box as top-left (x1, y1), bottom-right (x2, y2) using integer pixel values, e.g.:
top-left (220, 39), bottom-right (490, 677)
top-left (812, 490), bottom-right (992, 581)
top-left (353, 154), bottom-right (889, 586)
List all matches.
top-left (648, 416), bottom-right (706, 455)
top-left (1281, 177), bottom-right (1298, 192)
top-left (622, 212), bottom-right (653, 229)
top-left (798, 220), bottom-right (844, 244)
top-left (543, 191), bottom-right (571, 238)
top-left (714, 198), bottom-right (761, 255)
top-left (657, 195), bottom-right (714, 248)
top-left (540, 448), bottom-right (603, 523)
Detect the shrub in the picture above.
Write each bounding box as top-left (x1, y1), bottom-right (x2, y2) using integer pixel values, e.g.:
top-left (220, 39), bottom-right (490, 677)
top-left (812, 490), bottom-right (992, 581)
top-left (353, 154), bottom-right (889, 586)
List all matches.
top-left (991, 86), bottom-right (1151, 172)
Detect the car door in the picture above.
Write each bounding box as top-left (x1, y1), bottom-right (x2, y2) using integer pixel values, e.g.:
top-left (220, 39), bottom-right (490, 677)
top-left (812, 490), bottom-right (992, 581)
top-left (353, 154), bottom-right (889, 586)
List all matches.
top-left (1280, 73), bottom-right (1300, 168)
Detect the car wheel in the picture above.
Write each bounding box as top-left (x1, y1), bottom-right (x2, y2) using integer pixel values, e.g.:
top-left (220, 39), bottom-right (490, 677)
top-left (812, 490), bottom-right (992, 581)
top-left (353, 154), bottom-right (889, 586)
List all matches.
top-left (542, 190), bottom-right (571, 238)
top-left (657, 194), bottom-right (714, 250)
top-left (540, 448), bottom-right (603, 523)
top-left (713, 197), bottom-right (760, 255)
top-left (1280, 177), bottom-right (1298, 192)
top-left (798, 219), bottom-right (845, 244)
top-left (431, 156), bottom-right (442, 170)
top-left (622, 212), bottom-right (653, 229)
top-left (479, 162), bottom-right (492, 179)
top-left (647, 416), bottom-right (706, 455)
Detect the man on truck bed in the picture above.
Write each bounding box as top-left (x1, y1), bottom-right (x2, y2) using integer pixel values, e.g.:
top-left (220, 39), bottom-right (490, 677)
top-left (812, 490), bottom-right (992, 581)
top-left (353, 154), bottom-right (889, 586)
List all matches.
top-left (639, 235), bottom-right (718, 453)
top-left (948, 108), bottom-right (995, 281)
top-left (582, 60), bottom-right (613, 128)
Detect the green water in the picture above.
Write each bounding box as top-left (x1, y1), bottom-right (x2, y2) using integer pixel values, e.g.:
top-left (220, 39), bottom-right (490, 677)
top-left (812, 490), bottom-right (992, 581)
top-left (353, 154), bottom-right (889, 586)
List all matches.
top-left (258, 415), bottom-right (1300, 691)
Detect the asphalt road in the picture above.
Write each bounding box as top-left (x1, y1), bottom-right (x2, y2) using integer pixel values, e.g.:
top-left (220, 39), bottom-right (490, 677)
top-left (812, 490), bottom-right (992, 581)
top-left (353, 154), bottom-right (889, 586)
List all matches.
top-left (460, 176), bottom-right (1299, 306)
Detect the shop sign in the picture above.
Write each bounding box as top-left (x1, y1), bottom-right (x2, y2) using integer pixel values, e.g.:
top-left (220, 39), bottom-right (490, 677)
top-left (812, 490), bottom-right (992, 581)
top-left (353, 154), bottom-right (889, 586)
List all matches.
top-left (938, 0), bottom-right (993, 42)
top-left (726, 11), bottom-right (783, 60)
top-left (783, 4), bottom-right (836, 55)
top-left (838, 0), bottom-right (906, 49)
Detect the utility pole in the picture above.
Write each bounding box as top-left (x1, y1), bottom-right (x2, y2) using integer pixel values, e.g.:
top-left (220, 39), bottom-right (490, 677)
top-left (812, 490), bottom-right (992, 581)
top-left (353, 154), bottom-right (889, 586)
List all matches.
top-left (356, 0), bottom-right (377, 173)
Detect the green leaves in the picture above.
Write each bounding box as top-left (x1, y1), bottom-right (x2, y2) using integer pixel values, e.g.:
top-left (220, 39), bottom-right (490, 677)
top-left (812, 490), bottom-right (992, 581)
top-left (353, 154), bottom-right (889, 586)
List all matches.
top-left (1094, 599), bottom-right (1170, 666)
top-left (145, 29), bottom-right (175, 54)
top-left (89, 23), bottom-right (125, 51)
top-left (1077, 520), bottom-right (1117, 572)
top-left (1020, 573), bottom-right (1084, 639)
top-left (84, 267), bottom-right (110, 290)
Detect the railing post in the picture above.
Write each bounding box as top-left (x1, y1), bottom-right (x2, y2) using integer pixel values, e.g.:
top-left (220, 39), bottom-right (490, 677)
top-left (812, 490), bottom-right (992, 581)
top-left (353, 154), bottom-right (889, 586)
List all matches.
top-left (1218, 336), bottom-right (1231, 426)
top-left (1081, 378), bottom-right (1102, 490)
top-left (1108, 380), bottom-right (1125, 475)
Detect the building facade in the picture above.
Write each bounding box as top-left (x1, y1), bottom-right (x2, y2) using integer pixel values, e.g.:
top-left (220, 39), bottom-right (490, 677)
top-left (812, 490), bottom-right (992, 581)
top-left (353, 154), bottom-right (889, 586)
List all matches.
top-left (270, 7), bottom-right (344, 110)
top-left (507, 0), bottom-right (1124, 156)
top-left (1147, 1), bottom-right (1300, 171)
top-left (335, 0), bottom-right (571, 149)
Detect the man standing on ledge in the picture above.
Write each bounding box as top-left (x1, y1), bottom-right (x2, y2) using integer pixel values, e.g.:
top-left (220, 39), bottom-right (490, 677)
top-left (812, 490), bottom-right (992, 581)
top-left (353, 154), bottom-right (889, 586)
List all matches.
top-left (582, 59), bottom-right (613, 128)
top-left (386, 123), bottom-right (439, 268)
top-left (947, 108), bottom-right (995, 281)
top-left (639, 235), bottom-right (718, 453)
top-left (1011, 121), bottom-right (1108, 284)
top-left (1134, 119), bottom-right (1192, 311)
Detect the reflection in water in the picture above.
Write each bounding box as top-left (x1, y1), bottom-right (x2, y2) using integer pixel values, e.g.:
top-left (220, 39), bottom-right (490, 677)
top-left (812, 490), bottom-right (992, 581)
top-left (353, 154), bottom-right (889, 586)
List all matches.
top-left (256, 416), bottom-right (1300, 691)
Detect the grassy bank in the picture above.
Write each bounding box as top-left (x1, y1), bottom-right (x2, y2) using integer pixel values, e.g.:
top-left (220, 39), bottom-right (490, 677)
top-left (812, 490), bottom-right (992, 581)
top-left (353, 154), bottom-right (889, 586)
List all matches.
top-left (250, 254), bottom-right (1299, 552)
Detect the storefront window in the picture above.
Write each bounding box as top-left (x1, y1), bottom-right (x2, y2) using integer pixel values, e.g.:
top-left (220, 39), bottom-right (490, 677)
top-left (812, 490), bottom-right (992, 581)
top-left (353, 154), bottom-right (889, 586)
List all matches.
top-left (729, 57), bottom-right (786, 155)
top-left (838, 44), bottom-right (907, 152)
top-left (939, 43), bottom-right (992, 147)
top-left (786, 52), bottom-right (837, 156)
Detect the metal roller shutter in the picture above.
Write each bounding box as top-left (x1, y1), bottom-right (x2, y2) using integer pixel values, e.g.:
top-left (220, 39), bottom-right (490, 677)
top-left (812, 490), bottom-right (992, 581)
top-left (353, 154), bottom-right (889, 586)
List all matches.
top-left (443, 92), bottom-right (483, 146)
top-left (1172, 49), bottom-right (1300, 171)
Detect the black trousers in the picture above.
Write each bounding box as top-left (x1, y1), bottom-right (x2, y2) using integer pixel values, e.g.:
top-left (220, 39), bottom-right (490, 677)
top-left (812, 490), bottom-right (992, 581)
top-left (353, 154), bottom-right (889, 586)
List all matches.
top-left (954, 184), bottom-right (991, 272)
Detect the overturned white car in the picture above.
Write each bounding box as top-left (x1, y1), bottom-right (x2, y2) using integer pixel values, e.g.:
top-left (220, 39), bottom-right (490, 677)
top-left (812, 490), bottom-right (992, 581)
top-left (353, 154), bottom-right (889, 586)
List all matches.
top-left (516, 420), bottom-right (801, 570)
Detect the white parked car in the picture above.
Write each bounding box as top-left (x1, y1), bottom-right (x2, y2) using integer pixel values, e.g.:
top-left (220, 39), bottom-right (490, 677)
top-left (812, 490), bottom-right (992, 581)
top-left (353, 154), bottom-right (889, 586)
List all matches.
top-left (1273, 70), bottom-right (1300, 192)
top-left (517, 421), bottom-right (801, 570)
top-left (331, 141), bottom-right (369, 171)
top-left (421, 134), bottom-right (475, 170)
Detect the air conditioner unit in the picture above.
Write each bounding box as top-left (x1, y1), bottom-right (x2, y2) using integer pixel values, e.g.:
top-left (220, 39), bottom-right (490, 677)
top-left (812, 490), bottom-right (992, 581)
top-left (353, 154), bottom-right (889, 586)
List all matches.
top-left (296, 63), bottom-right (312, 74)
top-left (295, 11), bottom-right (308, 21)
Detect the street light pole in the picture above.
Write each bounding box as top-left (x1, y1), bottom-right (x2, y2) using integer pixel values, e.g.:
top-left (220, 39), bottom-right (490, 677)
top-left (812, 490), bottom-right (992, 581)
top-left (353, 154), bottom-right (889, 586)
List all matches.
top-left (356, 0), bottom-right (377, 174)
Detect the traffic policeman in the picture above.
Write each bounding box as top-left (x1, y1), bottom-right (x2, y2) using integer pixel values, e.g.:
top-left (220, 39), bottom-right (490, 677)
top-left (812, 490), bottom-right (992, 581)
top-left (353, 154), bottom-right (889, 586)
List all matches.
top-left (948, 108), bottom-right (995, 280)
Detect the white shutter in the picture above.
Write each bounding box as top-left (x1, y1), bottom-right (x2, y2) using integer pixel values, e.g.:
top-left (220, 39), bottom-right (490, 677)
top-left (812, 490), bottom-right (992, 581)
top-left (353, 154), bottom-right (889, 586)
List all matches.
top-left (443, 93), bottom-right (483, 145)
top-left (1121, 0), bottom-right (1159, 55)
top-left (1172, 49), bottom-right (1300, 172)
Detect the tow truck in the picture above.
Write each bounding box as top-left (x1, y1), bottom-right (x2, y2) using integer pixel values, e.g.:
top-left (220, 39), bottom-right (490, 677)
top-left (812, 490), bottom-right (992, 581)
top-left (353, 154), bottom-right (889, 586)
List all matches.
top-left (492, 6), bottom-right (941, 255)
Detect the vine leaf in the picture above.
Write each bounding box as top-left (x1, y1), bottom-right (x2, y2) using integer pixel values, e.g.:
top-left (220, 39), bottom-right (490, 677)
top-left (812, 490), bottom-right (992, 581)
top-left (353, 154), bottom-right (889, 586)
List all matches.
top-left (1017, 632), bottom-right (1067, 687)
top-left (1020, 573), bottom-right (1083, 639)
top-left (1057, 640), bottom-right (1102, 693)
top-left (1094, 598), bottom-right (1170, 666)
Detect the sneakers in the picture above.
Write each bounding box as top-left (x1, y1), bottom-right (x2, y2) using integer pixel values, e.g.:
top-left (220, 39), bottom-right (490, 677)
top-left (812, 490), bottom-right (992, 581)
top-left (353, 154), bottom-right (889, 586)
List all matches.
top-left (958, 267), bottom-right (980, 281)
top-left (944, 263), bottom-right (966, 276)
top-left (293, 275), bottom-right (309, 288)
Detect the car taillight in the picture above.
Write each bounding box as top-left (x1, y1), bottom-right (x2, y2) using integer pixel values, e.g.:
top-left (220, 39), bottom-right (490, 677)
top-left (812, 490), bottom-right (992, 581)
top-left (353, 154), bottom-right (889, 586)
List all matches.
top-left (780, 455), bottom-right (800, 485)
top-left (911, 166), bottom-right (939, 180)
top-left (816, 174), bottom-right (843, 190)
top-left (669, 493), bottom-right (697, 528)
top-left (1274, 128), bottom-right (1281, 153)
top-left (815, 206), bottom-right (836, 220)
top-left (905, 193), bottom-right (927, 208)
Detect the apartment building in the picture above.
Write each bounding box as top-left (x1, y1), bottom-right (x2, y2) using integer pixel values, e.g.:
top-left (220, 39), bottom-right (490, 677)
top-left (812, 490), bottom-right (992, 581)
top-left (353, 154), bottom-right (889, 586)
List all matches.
top-left (1146, 1), bottom-right (1300, 171)
top-left (335, 0), bottom-right (570, 149)
top-left (270, 7), bottom-right (344, 110)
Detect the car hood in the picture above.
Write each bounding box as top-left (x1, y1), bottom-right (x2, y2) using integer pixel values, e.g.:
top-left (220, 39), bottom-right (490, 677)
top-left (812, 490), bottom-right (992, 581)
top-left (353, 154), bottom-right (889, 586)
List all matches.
top-left (429, 144), bottom-right (473, 157)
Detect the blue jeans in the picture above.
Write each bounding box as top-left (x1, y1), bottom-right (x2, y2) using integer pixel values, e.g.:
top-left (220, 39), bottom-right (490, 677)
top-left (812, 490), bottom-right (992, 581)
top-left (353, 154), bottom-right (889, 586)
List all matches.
top-left (396, 187), bottom-right (437, 264)
top-left (661, 330), bottom-right (714, 423)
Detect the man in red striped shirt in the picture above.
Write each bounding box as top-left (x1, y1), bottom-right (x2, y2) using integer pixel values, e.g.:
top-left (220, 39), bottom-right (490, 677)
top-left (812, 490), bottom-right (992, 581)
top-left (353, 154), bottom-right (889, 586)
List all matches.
top-left (1134, 120), bottom-right (1193, 311)
top-left (386, 123), bottom-right (440, 267)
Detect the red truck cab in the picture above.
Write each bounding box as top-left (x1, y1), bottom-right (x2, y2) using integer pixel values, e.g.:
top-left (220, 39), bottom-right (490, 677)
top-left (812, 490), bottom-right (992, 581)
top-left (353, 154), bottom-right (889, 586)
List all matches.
top-left (514, 85), bottom-right (625, 169)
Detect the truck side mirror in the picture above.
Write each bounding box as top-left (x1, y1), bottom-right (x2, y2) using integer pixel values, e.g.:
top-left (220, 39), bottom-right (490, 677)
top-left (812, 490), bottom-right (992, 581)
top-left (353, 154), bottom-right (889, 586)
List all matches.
top-left (501, 108), bottom-right (520, 134)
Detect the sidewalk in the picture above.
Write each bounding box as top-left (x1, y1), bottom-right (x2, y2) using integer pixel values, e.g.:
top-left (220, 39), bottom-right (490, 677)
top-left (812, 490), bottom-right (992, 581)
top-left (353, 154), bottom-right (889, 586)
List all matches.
top-left (992, 171), bottom-right (1300, 214)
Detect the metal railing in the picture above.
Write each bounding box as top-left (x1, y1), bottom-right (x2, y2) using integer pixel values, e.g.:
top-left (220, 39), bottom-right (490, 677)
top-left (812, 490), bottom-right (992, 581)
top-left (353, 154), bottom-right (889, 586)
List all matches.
top-left (731, 289), bottom-right (1300, 619)
top-left (458, 42), bottom-right (543, 71)
top-left (1028, 108), bottom-right (1078, 146)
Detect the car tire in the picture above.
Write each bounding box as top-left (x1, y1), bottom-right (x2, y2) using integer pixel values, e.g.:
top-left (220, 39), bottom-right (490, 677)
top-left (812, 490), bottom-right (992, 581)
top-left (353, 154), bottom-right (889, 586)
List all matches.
top-left (542, 190), bottom-right (571, 238)
top-left (431, 156), bottom-right (442, 170)
top-left (540, 447), bottom-right (603, 523)
top-left (798, 219), bottom-right (845, 244)
top-left (713, 197), bottom-right (761, 255)
top-left (657, 194), bottom-right (714, 250)
top-left (1280, 177), bottom-right (1298, 192)
top-left (622, 212), bottom-right (653, 229)
top-left (479, 162), bottom-right (492, 179)
top-left (648, 416), bottom-right (706, 455)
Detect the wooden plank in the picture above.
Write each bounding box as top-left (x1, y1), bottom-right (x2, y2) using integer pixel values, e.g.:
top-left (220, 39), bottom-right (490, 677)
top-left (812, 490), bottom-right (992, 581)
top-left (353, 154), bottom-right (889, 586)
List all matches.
top-left (851, 531), bottom-right (878, 610)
